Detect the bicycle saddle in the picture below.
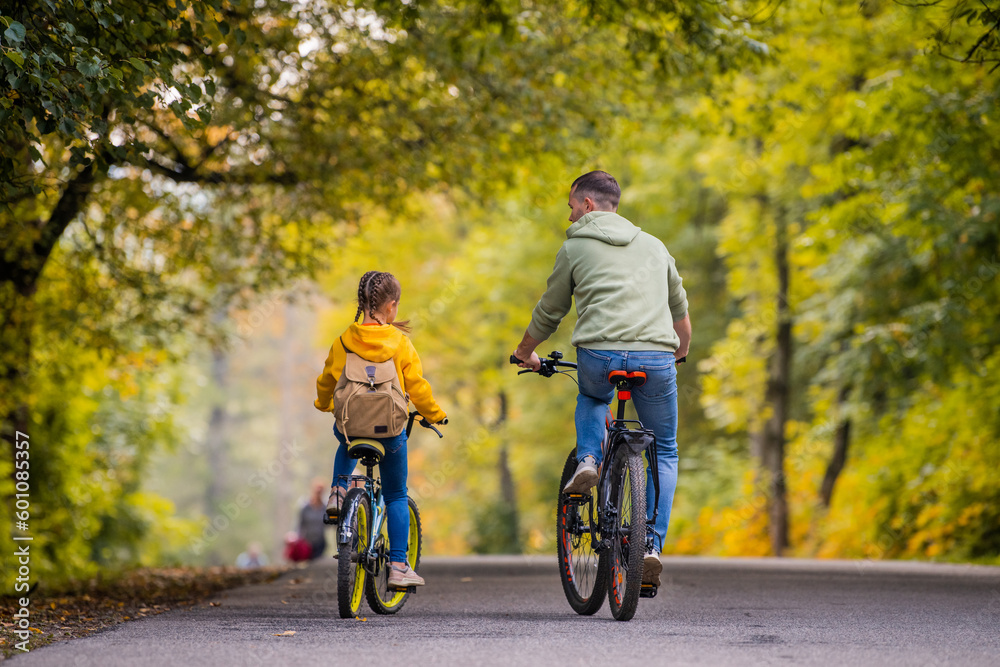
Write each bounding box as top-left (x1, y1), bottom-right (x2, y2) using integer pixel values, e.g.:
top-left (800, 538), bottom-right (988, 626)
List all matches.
top-left (607, 370), bottom-right (647, 387)
top-left (347, 439), bottom-right (385, 464)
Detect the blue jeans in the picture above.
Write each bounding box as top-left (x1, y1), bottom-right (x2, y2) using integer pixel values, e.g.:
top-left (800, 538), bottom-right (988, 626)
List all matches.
top-left (331, 426), bottom-right (410, 563)
top-left (575, 348), bottom-right (679, 552)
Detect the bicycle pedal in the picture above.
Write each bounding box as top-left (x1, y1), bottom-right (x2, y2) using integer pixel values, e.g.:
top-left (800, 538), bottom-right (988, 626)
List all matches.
top-left (388, 585), bottom-right (416, 594)
top-left (639, 584), bottom-right (658, 599)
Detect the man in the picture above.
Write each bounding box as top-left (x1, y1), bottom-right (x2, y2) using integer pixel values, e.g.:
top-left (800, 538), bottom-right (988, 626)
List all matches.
top-left (512, 170), bottom-right (691, 586)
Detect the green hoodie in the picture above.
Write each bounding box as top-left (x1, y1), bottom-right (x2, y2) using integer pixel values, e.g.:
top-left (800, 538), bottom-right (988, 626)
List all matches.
top-left (527, 211), bottom-right (688, 352)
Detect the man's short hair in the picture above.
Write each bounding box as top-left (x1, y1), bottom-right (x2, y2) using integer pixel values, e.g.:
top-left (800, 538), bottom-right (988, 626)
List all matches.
top-left (571, 171), bottom-right (621, 209)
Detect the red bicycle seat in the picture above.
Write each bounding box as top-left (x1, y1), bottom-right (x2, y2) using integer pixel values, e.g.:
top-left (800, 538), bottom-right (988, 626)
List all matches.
top-left (607, 370), bottom-right (647, 388)
top-left (627, 371), bottom-right (647, 387)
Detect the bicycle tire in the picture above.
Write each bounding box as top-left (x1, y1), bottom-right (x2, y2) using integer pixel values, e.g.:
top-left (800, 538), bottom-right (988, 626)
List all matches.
top-left (556, 449), bottom-right (608, 615)
top-left (366, 496), bottom-right (422, 615)
top-left (337, 488), bottom-right (370, 619)
top-left (605, 446), bottom-right (646, 621)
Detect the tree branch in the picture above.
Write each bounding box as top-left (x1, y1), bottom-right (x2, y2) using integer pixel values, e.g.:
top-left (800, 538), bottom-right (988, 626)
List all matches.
top-left (31, 162), bottom-right (97, 282)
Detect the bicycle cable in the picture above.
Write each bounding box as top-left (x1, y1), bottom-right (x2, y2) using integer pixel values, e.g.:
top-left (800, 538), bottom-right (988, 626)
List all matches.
top-left (553, 369), bottom-right (580, 388)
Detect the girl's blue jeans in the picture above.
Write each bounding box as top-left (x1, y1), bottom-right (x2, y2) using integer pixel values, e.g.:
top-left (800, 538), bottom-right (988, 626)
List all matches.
top-left (331, 426), bottom-right (410, 563)
top-left (574, 347), bottom-right (679, 553)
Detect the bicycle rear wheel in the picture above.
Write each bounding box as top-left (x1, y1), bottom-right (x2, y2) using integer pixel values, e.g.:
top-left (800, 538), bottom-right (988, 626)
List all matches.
top-left (366, 496), bottom-right (422, 614)
top-left (556, 449), bottom-right (607, 615)
top-left (605, 445), bottom-right (646, 621)
top-left (337, 488), bottom-right (370, 619)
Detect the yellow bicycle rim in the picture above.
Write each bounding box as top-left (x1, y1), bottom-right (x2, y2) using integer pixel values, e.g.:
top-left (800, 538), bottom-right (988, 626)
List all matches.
top-left (377, 505), bottom-right (418, 608)
top-left (351, 503), bottom-right (369, 613)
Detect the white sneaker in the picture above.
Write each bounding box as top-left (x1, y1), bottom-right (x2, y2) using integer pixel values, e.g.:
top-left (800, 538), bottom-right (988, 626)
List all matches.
top-left (563, 456), bottom-right (599, 494)
top-left (643, 550), bottom-right (662, 586)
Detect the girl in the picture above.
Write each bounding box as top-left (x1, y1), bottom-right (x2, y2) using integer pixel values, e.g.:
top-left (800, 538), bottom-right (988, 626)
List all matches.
top-left (314, 270), bottom-right (447, 587)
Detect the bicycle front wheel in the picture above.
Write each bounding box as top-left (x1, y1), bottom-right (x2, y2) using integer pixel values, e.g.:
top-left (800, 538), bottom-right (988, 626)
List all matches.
top-left (337, 488), bottom-right (370, 619)
top-left (556, 449), bottom-right (607, 615)
top-left (366, 496), bottom-right (422, 615)
top-left (605, 446), bottom-right (646, 621)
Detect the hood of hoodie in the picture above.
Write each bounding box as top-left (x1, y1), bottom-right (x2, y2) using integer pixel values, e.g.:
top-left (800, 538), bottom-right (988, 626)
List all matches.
top-left (565, 211), bottom-right (641, 246)
top-left (340, 322), bottom-right (404, 363)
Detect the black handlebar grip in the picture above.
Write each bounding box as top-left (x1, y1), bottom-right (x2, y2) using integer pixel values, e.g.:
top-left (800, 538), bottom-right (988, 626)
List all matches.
top-left (510, 354), bottom-right (523, 365)
top-left (676, 356), bottom-right (687, 364)
top-left (439, 418), bottom-right (449, 426)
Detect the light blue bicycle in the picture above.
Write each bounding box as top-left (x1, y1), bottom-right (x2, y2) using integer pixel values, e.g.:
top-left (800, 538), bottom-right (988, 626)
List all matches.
top-left (331, 410), bottom-right (443, 617)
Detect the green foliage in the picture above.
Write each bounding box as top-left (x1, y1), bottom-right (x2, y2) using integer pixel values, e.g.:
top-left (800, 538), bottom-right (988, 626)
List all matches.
top-left (2, 0), bottom-right (760, 582)
top-left (4, 0), bottom-right (999, 580)
top-left (470, 501), bottom-right (522, 554)
top-left (685, 0), bottom-right (1000, 561)
top-left (920, 0), bottom-right (1000, 68)
top-left (0, 0), bottom-right (223, 200)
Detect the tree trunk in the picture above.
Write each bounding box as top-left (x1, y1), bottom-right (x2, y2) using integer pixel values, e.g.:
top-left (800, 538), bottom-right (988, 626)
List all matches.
top-left (756, 204), bottom-right (791, 557)
top-left (495, 391), bottom-right (521, 553)
top-left (820, 385), bottom-right (852, 507)
top-left (276, 302), bottom-right (298, 550)
top-left (1, 164), bottom-right (96, 501)
top-left (203, 344), bottom-right (229, 564)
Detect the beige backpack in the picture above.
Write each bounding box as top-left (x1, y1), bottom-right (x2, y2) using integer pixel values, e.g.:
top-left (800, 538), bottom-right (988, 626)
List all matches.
top-left (333, 338), bottom-right (409, 440)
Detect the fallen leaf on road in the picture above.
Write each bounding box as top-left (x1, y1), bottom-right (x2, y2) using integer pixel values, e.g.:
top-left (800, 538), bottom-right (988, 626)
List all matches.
top-left (281, 600), bottom-right (288, 604)
top-left (460, 577), bottom-right (473, 582)
top-left (209, 602), bottom-right (222, 607)
top-left (273, 630), bottom-right (297, 636)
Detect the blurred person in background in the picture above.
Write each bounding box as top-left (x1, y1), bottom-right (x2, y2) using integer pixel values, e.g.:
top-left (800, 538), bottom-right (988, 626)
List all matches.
top-left (298, 479), bottom-right (329, 560)
top-left (236, 541), bottom-right (269, 568)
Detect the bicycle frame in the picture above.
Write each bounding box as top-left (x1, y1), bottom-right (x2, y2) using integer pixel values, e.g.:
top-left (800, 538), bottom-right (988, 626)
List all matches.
top-left (570, 388), bottom-right (661, 557)
top-left (337, 469), bottom-right (386, 573)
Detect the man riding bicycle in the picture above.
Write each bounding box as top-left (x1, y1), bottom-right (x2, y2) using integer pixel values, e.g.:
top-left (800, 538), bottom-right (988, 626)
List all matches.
top-left (512, 170), bottom-right (691, 587)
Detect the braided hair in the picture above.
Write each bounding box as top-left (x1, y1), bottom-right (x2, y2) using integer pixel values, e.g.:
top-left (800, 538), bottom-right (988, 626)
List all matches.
top-left (354, 270), bottom-right (411, 333)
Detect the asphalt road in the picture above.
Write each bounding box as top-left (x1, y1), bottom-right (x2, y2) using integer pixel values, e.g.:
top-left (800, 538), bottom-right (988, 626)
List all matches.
top-left (10, 555), bottom-right (1000, 666)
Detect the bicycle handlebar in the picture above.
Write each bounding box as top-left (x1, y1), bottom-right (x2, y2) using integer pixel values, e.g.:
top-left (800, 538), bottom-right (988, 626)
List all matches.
top-left (406, 410), bottom-right (446, 438)
top-left (511, 351), bottom-right (687, 377)
top-left (509, 351), bottom-right (577, 378)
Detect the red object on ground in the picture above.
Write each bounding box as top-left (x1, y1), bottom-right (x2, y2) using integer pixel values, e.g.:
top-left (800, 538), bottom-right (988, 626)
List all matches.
top-left (284, 537), bottom-right (313, 562)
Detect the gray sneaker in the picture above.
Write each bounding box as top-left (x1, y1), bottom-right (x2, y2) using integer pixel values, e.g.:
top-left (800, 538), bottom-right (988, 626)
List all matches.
top-left (643, 550), bottom-right (662, 586)
top-left (563, 456), bottom-right (599, 494)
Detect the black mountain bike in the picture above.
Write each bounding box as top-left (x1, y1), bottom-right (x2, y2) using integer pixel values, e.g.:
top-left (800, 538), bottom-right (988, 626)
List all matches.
top-left (512, 350), bottom-right (674, 621)
top-left (330, 411), bottom-right (443, 618)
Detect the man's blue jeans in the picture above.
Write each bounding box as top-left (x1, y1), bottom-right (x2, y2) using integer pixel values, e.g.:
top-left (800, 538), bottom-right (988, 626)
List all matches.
top-left (575, 347), bottom-right (679, 552)
top-left (331, 426), bottom-right (410, 563)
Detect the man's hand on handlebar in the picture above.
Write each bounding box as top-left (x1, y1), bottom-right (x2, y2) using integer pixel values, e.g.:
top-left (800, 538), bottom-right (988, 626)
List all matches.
top-left (512, 350), bottom-right (541, 372)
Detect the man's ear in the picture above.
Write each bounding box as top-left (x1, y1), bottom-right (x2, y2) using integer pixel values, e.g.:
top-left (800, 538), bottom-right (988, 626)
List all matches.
top-left (583, 196), bottom-right (596, 212)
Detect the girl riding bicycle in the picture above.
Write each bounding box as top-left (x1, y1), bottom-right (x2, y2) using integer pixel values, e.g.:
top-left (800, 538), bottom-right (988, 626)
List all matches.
top-left (314, 270), bottom-right (447, 588)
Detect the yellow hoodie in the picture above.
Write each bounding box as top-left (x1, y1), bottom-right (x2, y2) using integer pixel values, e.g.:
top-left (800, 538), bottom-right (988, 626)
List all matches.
top-left (314, 322), bottom-right (447, 424)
